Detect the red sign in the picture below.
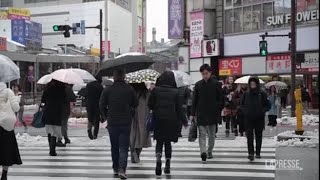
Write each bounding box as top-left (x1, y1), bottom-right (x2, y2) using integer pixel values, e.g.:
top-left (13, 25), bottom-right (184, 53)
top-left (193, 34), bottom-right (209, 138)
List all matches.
top-left (0, 37), bottom-right (6, 51)
top-left (266, 54), bottom-right (291, 74)
top-left (102, 40), bottom-right (111, 55)
top-left (298, 53), bottom-right (319, 73)
top-left (219, 57), bottom-right (242, 76)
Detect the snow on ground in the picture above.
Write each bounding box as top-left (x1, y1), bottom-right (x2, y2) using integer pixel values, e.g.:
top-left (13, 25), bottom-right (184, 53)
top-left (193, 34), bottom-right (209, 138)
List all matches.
top-left (277, 114), bottom-right (319, 126)
top-left (24, 104), bottom-right (38, 110)
top-left (68, 118), bottom-right (88, 124)
top-left (277, 130), bottom-right (319, 148)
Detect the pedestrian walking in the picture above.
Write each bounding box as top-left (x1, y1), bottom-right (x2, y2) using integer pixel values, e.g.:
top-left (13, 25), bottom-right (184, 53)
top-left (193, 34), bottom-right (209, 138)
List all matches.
top-left (41, 80), bottom-right (69, 156)
top-left (222, 76), bottom-right (237, 137)
top-left (0, 82), bottom-right (22, 180)
top-left (240, 77), bottom-right (270, 161)
top-left (99, 69), bottom-right (138, 179)
top-left (177, 86), bottom-right (191, 137)
top-left (129, 83), bottom-right (152, 163)
top-left (190, 64), bottom-right (223, 162)
top-left (86, 77), bottom-right (103, 140)
top-left (301, 85), bottom-right (311, 114)
top-left (267, 85), bottom-right (280, 127)
top-left (233, 84), bottom-right (248, 136)
top-left (13, 84), bottom-right (27, 132)
top-left (57, 84), bottom-right (76, 146)
top-left (148, 71), bottom-right (187, 176)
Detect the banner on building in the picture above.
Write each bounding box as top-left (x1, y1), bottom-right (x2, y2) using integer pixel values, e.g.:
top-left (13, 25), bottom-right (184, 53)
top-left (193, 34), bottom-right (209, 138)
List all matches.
top-left (299, 53), bottom-right (319, 72)
top-left (0, 10), bottom-right (8, 20)
top-left (190, 11), bottom-right (204, 58)
top-left (266, 54), bottom-right (291, 73)
top-left (219, 57), bottom-right (242, 76)
top-left (168, 0), bottom-right (184, 39)
top-left (0, 37), bottom-right (6, 51)
top-left (202, 39), bottom-right (220, 57)
top-left (137, 17), bottom-right (143, 52)
top-left (102, 40), bottom-right (111, 55)
top-left (8, 7), bottom-right (30, 20)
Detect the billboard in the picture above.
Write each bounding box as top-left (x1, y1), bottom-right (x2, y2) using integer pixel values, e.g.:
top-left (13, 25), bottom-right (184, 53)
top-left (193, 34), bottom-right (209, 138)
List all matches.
top-left (266, 54), bottom-right (291, 74)
top-left (219, 57), bottom-right (242, 76)
top-left (11, 19), bottom-right (26, 45)
top-left (168, 0), bottom-right (184, 39)
top-left (8, 7), bottom-right (30, 20)
top-left (190, 11), bottom-right (204, 58)
top-left (202, 39), bottom-right (220, 57)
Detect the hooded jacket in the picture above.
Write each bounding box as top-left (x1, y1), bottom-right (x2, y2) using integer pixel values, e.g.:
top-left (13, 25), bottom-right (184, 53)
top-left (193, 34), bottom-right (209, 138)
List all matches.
top-left (0, 82), bottom-right (20, 131)
top-left (240, 77), bottom-right (270, 130)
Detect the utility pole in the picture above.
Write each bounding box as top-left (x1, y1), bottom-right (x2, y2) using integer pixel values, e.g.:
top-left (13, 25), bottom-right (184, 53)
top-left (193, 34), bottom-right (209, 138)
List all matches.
top-left (290, 0), bottom-right (297, 117)
top-left (104, 0), bottom-right (109, 60)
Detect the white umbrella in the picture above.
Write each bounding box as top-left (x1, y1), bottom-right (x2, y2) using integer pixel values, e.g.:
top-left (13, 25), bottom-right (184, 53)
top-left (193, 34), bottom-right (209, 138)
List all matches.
top-left (37, 74), bottom-right (52, 84)
top-left (265, 81), bottom-right (288, 90)
top-left (69, 68), bottom-right (96, 83)
top-left (51, 69), bottom-right (84, 85)
top-left (0, 54), bottom-right (20, 83)
top-left (172, 70), bottom-right (193, 88)
top-left (234, 75), bottom-right (264, 84)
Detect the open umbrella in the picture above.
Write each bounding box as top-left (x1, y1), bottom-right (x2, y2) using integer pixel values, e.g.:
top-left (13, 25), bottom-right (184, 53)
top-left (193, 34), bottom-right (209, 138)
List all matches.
top-left (265, 81), bottom-right (288, 90)
top-left (0, 54), bottom-right (20, 83)
top-left (51, 69), bottom-right (84, 85)
top-left (125, 69), bottom-right (160, 84)
top-left (96, 52), bottom-right (155, 77)
top-left (235, 75), bottom-right (264, 84)
top-left (37, 74), bottom-right (52, 84)
top-left (69, 68), bottom-right (96, 83)
top-left (172, 70), bottom-right (193, 88)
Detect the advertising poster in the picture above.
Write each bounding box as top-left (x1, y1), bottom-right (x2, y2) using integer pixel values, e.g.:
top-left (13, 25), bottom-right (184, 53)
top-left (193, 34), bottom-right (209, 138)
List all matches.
top-left (202, 39), bottom-right (220, 57)
top-left (190, 11), bottom-right (204, 58)
top-left (8, 7), bottom-right (30, 20)
top-left (266, 54), bottom-right (291, 73)
top-left (219, 57), bottom-right (242, 76)
top-left (168, 0), bottom-right (184, 39)
top-left (11, 19), bottom-right (26, 45)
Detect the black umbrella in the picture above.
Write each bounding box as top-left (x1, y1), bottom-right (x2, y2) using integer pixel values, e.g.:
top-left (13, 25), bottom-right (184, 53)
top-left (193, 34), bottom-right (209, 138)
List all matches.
top-left (96, 52), bottom-right (155, 77)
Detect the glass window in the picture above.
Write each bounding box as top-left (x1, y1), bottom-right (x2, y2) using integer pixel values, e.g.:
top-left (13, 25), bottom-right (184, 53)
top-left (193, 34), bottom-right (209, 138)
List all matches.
top-left (263, 2), bottom-right (273, 29)
top-left (0, 0), bottom-right (13, 7)
top-left (234, 0), bottom-right (242, 7)
top-left (225, 9), bottom-right (233, 33)
top-left (24, 0), bottom-right (57, 3)
top-left (252, 4), bottom-right (262, 31)
top-left (243, 6), bottom-right (252, 31)
top-left (243, 0), bottom-right (252, 6)
top-left (234, 8), bottom-right (243, 32)
top-left (225, 0), bottom-right (233, 9)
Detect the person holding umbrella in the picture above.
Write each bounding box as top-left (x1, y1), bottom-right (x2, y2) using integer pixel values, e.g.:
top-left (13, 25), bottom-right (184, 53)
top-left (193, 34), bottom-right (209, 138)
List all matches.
top-left (148, 71), bottom-right (187, 176)
top-left (266, 85), bottom-right (280, 127)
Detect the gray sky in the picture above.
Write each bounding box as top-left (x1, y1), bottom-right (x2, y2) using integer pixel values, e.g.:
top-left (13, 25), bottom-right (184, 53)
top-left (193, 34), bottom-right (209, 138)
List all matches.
top-left (146, 0), bottom-right (168, 42)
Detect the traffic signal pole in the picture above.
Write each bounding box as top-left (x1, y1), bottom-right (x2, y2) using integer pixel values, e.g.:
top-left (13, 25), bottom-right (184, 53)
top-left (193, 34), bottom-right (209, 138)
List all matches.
top-left (290, 0), bottom-right (297, 118)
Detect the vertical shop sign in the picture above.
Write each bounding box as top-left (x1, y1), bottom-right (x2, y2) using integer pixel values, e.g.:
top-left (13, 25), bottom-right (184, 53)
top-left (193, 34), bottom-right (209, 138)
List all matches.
top-left (137, 18), bottom-right (143, 53)
top-left (0, 37), bottom-right (6, 51)
top-left (300, 53), bottom-right (319, 72)
top-left (266, 54), bottom-right (291, 73)
top-left (190, 11), bottom-right (204, 58)
top-left (219, 57), bottom-right (242, 76)
top-left (168, 0), bottom-right (184, 39)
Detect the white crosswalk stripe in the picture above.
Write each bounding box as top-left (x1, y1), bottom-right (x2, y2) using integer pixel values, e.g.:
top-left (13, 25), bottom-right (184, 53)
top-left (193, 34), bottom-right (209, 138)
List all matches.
top-left (9, 140), bottom-right (275, 180)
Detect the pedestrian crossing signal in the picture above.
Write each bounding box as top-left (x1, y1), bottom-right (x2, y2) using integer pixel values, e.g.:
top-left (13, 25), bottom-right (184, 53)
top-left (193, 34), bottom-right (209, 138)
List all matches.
top-left (52, 25), bottom-right (73, 38)
top-left (259, 40), bottom-right (268, 56)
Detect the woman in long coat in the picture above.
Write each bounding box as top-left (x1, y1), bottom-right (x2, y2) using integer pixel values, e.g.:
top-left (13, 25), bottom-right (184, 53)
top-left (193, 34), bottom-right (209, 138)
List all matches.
top-left (148, 71), bottom-right (187, 176)
top-left (0, 82), bottom-right (22, 180)
top-left (41, 80), bottom-right (68, 156)
top-left (129, 83), bottom-right (152, 163)
top-left (267, 85), bottom-right (280, 127)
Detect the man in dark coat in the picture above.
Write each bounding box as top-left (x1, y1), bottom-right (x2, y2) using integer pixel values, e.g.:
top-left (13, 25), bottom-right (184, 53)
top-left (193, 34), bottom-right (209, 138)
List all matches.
top-left (149, 71), bottom-right (187, 175)
top-left (99, 69), bottom-right (138, 179)
top-left (240, 76), bottom-right (271, 161)
top-left (191, 64), bottom-right (223, 162)
top-left (86, 76), bottom-right (103, 140)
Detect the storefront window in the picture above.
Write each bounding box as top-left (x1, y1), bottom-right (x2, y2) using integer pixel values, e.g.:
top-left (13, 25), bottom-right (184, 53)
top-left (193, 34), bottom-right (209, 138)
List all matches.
top-left (243, 6), bottom-right (252, 31)
top-left (234, 8), bottom-right (243, 32)
top-left (234, 0), bottom-right (242, 7)
top-left (225, 9), bottom-right (233, 33)
top-left (263, 2), bottom-right (273, 29)
top-left (252, 4), bottom-right (262, 30)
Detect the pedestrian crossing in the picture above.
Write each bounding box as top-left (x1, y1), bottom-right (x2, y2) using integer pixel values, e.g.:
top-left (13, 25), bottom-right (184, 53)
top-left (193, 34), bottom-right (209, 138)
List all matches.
top-left (9, 139), bottom-right (275, 180)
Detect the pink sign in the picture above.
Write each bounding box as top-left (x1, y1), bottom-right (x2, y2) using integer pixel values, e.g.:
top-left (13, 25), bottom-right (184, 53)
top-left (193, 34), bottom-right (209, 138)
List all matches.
top-left (266, 54), bottom-right (291, 74)
top-left (190, 11), bottom-right (204, 58)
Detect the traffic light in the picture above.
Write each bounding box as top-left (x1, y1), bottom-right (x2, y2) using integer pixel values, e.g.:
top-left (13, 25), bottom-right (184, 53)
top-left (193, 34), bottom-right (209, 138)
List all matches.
top-left (259, 40), bottom-right (268, 56)
top-left (52, 25), bottom-right (72, 38)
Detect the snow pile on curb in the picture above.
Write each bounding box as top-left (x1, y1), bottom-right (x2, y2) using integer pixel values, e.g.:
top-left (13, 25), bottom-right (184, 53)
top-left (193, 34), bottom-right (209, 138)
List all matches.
top-left (277, 130), bottom-right (319, 148)
top-left (277, 115), bottom-right (319, 126)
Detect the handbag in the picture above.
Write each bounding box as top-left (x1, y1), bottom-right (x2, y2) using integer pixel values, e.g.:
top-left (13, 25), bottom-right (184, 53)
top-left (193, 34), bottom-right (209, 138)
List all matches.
top-left (188, 119), bottom-right (197, 142)
top-left (145, 111), bottom-right (155, 132)
top-left (31, 105), bottom-right (45, 128)
top-left (0, 94), bottom-right (17, 131)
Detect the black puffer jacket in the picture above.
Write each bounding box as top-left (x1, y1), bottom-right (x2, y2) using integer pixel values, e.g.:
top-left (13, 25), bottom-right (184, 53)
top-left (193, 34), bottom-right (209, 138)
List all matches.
top-left (148, 71), bottom-right (186, 142)
top-left (240, 77), bottom-right (270, 130)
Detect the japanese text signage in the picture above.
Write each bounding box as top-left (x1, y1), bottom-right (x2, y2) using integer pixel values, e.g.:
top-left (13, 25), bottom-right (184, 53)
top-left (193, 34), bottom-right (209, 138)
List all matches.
top-left (219, 58), bottom-right (242, 76)
top-left (202, 39), bottom-right (220, 57)
top-left (266, 54), bottom-right (291, 73)
top-left (0, 37), bottom-right (6, 51)
top-left (137, 18), bottom-right (143, 52)
top-left (168, 0), bottom-right (184, 39)
top-left (8, 7), bottom-right (30, 20)
top-left (190, 11), bottom-right (204, 58)
top-left (300, 53), bottom-right (319, 72)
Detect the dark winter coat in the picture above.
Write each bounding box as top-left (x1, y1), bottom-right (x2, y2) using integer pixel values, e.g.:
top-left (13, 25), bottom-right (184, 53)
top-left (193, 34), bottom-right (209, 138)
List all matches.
top-left (301, 88), bottom-right (311, 102)
top-left (41, 82), bottom-right (68, 126)
top-left (222, 84), bottom-right (237, 110)
top-left (65, 86), bottom-right (76, 117)
top-left (85, 81), bottom-right (103, 113)
top-left (99, 80), bottom-right (138, 127)
top-left (148, 71), bottom-right (186, 142)
top-left (191, 77), bottom-right (223, 126)
top-left (240, 77), bottom-right (270, 130)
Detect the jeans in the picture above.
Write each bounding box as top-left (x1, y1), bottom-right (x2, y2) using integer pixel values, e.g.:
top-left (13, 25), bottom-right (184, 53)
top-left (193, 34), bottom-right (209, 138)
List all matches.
top-left (87, 110), bottom-right (100, 137)
top-left (58, 117), bottom-right (68, 141)
top-left (225, 115), bottom-right (237, 132)
top-left (198, 125), bottom-right (216, 154)
top-left (108, 126), bottom-right (131, 172)
top-left (155, 140), bottom-right (172, 159)
top-left (246, 128), bottom-right (263, 156)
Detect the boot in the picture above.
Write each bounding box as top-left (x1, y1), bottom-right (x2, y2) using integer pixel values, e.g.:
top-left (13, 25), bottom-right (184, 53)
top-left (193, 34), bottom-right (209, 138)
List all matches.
top-left (64, 137), bottom-right (71, 144)
top-left (47, 134), bottom-right (51, 144)
top-left (155, 153), bottom-right (162, 176)
top-left (248, 154), bottom-right (254, 161)
top-left (56, 139), bottom-right (66, 147)
top-left (87, 129), bottom-right (93, 140)
top-left (1, 169), bottom-right (7, 180)
top-left (49, 136), bottom-right (57, 156)
top-left (225, 130), bottom-right (230, 137)
top-left (234, 129), bottom-right (238, 136)
top-left (164, 158), bottom-right (171, 174)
